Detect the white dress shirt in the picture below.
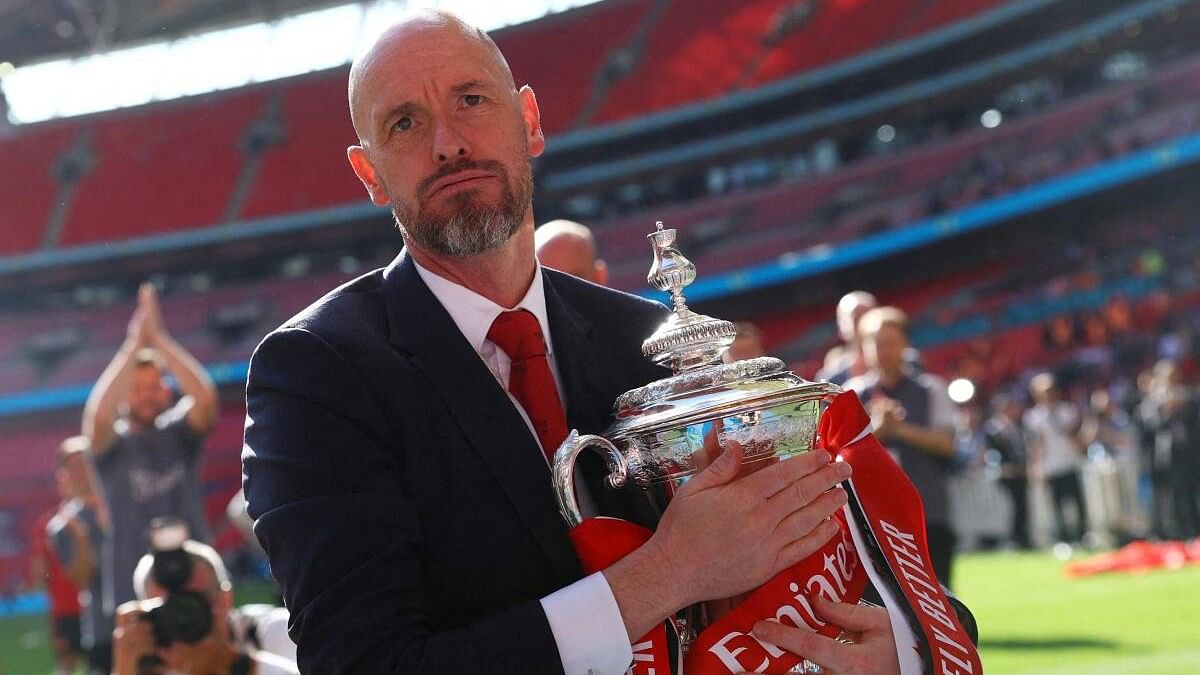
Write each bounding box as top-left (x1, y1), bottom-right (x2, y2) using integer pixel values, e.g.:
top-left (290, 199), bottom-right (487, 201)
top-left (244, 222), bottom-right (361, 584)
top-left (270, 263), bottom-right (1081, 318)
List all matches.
top-left (413, 257), bottom-right (634, 675)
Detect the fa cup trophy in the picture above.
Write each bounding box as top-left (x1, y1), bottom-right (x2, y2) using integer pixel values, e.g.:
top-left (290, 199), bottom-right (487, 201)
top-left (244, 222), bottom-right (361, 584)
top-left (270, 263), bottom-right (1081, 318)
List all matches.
top-left (551, 221), bottom-right (841, 654)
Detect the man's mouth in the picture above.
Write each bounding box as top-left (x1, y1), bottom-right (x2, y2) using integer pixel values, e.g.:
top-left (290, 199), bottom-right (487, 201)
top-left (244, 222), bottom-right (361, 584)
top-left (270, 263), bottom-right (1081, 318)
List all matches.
top-left (428, 170), bottom-right (497, 197)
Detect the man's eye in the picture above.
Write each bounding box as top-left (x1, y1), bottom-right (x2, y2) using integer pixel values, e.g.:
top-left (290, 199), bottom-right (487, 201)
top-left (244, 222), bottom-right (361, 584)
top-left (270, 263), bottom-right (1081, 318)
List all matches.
top-left (464, 94), bottom-right (483, 106)
top-left (394, 117), bottom-right (412, 132)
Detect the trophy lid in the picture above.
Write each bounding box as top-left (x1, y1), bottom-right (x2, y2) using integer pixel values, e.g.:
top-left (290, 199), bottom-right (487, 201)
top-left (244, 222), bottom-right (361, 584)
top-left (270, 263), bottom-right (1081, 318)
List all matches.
top-left (605, 222), bottom-right (839, 440)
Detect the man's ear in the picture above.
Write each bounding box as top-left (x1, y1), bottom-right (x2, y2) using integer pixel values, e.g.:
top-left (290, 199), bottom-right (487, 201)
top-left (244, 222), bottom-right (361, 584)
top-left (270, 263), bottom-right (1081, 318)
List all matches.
top-left (347, 146), bottom-right (391, 207)
top-left (518, 85), bottom-right (545, 158)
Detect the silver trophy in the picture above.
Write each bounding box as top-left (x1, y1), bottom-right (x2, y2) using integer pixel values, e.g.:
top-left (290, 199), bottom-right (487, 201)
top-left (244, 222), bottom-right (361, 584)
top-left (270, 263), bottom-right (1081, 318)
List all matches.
top-left (552, 221), bottom-right (841, 653)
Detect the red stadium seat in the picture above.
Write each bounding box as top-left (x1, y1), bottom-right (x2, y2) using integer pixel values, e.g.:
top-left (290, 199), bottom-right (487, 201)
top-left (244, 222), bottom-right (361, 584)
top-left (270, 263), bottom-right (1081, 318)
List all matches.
top-left (496, 0), bottom-right (654, 134)
top-left (59, 88), bottom-right (268, 246)
top-left (241, 74), bottom-right (363, 218)
top-left (0, 124), bottom-right (79, 254)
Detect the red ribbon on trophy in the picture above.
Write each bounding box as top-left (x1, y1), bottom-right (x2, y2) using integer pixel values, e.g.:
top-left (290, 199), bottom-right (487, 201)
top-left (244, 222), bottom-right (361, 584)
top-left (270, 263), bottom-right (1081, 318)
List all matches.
top-left (567, 391), bottom-right (983, 674)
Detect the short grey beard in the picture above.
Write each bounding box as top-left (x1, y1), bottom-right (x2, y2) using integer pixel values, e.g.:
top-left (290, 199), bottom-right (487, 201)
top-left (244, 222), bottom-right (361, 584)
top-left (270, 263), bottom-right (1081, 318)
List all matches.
top-left (392, 160), bottom-right (533, 257)
top-left (395, 201), bottom-right (520, 257)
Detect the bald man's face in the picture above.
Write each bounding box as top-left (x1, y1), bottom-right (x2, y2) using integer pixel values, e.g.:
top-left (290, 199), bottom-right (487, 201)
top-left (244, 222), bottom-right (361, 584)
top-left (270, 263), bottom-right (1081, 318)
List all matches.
top-left (347, 19), bottom-right (545, 257)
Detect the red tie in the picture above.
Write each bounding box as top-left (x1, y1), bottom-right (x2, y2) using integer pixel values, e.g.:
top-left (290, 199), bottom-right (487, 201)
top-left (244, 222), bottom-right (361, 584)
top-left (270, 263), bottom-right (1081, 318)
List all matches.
top-left (487, 309), bottom-right (569, 462)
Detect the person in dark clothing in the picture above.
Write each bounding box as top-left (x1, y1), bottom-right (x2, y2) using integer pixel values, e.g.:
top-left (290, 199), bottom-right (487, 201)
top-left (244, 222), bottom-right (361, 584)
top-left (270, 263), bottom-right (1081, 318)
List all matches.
top-left (1142, 360), bottom-right (1200, 539)
top-left (985, 395), bottom-right (1032, 549)
top-left (845, 307), bottom-right (958, 587)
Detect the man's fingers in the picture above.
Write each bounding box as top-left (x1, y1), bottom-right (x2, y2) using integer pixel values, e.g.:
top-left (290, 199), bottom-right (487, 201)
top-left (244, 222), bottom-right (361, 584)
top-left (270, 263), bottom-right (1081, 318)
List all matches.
top-left (763, 460), bottom-right (851, 523)
top-left (813, 595), bottom-right (892, 633)
top-left (776, 518), bottom-right (840, 567)
top-left (679, 439), bottom-right (744, 494)
top-left (772, 488), bottom-right (848, 544)
top-left (750, 620), bottom-right (853, 674)
top-left (739, 448), bottom-right (833, 497)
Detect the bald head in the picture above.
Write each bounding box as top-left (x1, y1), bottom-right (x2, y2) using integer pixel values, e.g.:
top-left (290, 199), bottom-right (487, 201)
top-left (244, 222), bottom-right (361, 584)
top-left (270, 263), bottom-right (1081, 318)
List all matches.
top-left (343, 9), bottom-right (545, 262)
top-left (836, 290), bottom-right (878, 343)
top-left (348, 10), bottom-right (516, 144)
top-left (535, 220), bottom-right (608, 285)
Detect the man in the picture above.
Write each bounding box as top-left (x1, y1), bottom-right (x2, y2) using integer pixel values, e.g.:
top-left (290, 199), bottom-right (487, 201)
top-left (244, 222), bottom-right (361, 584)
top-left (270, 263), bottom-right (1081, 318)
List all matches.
top-left (534, 219), bottom-right (609, 285)
top-left (1140, 361), bottom-right (1200, 539)
top-left (723, 321), bottom-right (767, 363)
top-left (242, 11), bottom-right (898, 674)
top-left (82, 283), bottom-right (219, 620)
top-left (112, 538), bottom-right (297, 675)
top-left (32, 449), bottom-right (85, 675)
top-left (46, 436), bottom-right (112, 674)
top-left (817, 290), bottom-right (877, 385)
top-left (845, 307), bottom-right (958, 586)
top-left (984, 395), bottom-right (1032, 549)
top-left (1024, 373), bottom-right (1088, 545)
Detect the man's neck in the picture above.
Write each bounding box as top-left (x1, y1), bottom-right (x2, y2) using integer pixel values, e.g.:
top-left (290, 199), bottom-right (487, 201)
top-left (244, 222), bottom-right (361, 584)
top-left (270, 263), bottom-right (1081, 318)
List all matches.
top-left (878, 367), bottom-right (903, 389)
top-left (405, 225), bottom-right (537, 309)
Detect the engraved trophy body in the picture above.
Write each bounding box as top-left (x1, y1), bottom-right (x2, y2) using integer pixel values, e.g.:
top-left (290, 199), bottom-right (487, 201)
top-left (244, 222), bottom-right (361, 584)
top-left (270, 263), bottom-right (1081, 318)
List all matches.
top-left (552, 222), bottom-right (841, 653)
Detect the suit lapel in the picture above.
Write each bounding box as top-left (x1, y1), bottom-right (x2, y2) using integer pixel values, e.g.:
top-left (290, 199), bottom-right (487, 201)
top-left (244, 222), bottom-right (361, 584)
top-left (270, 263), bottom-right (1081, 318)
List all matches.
top-left (380, 253), bottom-right (582, 585)
top-left (543, 274), bottom-right (612, 435)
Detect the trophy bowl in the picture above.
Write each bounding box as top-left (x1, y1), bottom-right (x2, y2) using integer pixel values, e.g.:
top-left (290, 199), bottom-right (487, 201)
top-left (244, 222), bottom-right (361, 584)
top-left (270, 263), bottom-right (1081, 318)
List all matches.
top-left (552, 222), bottom-right (841, 652)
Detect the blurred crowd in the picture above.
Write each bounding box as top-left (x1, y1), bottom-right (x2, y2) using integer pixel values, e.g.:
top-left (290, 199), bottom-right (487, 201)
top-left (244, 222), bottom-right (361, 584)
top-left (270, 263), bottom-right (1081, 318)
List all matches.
top-left (28, 285), bottom-right (294, 675)
top-left (784, 284), bottom-right (1200, 589)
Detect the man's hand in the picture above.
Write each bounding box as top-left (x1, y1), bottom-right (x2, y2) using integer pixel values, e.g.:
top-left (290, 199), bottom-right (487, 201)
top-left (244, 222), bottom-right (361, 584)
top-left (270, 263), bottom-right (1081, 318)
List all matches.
top-left (138, 283), bottom-right (167, 344)
top-left (127, 304), bottom-right (149, 348)
top-left (750, 596), bottom-right (900, 675)
top-left (869, 398), bottom-right (905, 441)
top-left (605, 443), bottom-right (852, 641)
top-left (113, 602), bottom-right (161, 675)
top-left (652, 444), bottom-right (851, 606)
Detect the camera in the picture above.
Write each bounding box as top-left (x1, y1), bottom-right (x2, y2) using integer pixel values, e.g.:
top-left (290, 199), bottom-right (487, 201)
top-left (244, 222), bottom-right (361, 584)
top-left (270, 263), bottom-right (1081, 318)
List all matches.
top-left (139, 519), bottom-right (213, 646)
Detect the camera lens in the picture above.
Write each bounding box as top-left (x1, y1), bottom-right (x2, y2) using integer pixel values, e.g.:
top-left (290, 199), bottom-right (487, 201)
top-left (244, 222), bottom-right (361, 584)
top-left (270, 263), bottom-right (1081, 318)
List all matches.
top-left (151, 549), bottom-right (193, 591)
top-left (147, 591), bottom-right (213, 646)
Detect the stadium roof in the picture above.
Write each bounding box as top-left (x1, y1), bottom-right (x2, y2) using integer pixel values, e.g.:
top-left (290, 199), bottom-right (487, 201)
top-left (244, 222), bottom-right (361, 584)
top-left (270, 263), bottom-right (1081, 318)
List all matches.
top-left (0, 0), bottom-right (349, 67)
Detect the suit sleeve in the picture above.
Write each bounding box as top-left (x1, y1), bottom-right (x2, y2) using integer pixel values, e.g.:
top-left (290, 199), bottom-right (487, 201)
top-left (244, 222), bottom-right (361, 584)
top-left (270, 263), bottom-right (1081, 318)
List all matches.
top-left (242, 327), bottom-right (567, 674)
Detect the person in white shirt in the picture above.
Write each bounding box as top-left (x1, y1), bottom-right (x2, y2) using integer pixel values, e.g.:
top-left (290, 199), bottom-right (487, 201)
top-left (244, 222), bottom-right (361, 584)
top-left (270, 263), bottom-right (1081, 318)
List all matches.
top-left (1023, 373), bottom-right (1089, 544)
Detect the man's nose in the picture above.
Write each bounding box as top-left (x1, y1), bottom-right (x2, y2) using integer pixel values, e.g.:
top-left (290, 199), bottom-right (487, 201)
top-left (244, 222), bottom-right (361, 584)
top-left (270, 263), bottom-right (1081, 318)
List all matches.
top-left (432, 120), bottom-right (470, 163)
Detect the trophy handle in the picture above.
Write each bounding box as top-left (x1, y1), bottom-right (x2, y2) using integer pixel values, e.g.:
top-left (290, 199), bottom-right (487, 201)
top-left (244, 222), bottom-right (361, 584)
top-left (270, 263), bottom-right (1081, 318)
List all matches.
top-left (552, 429), bottom-right (629, 527)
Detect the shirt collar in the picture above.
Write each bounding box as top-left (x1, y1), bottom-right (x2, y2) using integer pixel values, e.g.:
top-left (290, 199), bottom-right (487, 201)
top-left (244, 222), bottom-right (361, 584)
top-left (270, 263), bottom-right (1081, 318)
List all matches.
top-left (412, 253), bottom-right (554, 356)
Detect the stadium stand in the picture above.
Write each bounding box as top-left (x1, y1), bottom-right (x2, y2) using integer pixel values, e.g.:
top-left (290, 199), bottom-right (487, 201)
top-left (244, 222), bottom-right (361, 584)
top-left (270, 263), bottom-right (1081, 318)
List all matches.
top-left (0, 124), bottom-right (78, 254)
top-left (240, 76), bottom-right (360, 219)
top-left (591, 0), bottom-right (1010, 123)
top-left (58, 88), bottom-right (269, 247)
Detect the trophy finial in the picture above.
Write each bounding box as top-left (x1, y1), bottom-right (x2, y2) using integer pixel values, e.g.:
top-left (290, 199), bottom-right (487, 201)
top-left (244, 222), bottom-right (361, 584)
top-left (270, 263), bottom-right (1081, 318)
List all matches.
top-left (642, 221), bottom-right (736, 373)
top-left (646, 221), bottom-right (696, 313)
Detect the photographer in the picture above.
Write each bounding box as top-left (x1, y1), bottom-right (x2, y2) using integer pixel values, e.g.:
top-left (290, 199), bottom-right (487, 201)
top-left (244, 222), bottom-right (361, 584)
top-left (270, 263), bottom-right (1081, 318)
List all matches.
top-left (112, 529), bottom-right (296, 675)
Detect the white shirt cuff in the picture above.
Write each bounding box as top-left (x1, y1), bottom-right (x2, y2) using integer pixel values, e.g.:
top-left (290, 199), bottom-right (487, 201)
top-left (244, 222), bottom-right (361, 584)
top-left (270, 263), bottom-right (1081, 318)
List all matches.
top-left (540, 571), bottom-right (633, 675)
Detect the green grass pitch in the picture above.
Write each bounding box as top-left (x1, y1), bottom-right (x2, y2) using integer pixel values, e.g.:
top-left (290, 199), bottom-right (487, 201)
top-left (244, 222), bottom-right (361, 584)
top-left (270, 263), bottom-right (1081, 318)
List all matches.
top-left (1, 553), bottom-right (1196, 674)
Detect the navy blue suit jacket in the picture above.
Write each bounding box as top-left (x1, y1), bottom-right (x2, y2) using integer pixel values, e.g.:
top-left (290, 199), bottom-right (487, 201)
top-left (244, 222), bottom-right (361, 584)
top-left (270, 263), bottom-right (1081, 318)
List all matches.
top-left (243, 252), bottom-right (668, 673)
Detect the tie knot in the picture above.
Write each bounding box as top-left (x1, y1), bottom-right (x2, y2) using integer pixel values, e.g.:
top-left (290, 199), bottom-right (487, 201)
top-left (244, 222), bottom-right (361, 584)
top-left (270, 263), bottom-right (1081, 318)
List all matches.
top-left (487, 309), bottom-right (547, 362)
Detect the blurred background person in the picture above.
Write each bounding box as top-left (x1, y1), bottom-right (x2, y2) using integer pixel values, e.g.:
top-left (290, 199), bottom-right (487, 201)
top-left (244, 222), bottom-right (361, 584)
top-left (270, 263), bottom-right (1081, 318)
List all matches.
top-left (30, 454), bottom-right (84, 675)
top-left (46, 436), bottom-right (112, 675)
top-left (112, 533), bottom-right (297, 675)
top-left (1024, 373), bottom-right (1089, 547)
top-left (1081, 388), bottom-right (1145, 542)
top-left (818, 290), bottom-right (877, 385)
top-left (534, 219), bottom-right (609, 285)
top-left (1140, 360), bottom-right (1200, 539)
top-left (723, 320), bottom-right (768, 362)
top-left (81, 282), bottom-right (218, 643)
top-left (846, 306), bottom-right (958, 586)
top-left (984, 394), bottom-right (1033, 550)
